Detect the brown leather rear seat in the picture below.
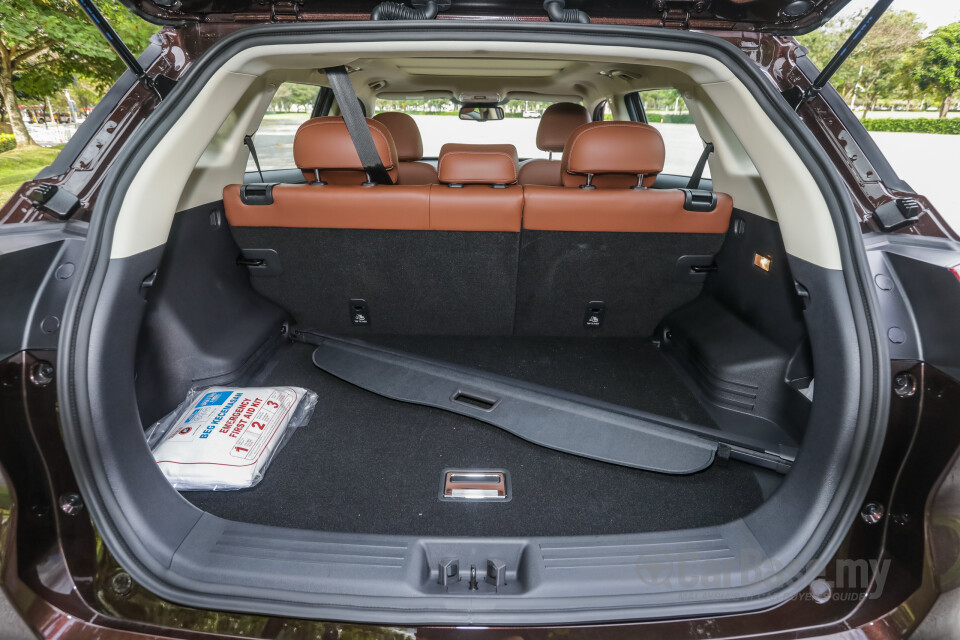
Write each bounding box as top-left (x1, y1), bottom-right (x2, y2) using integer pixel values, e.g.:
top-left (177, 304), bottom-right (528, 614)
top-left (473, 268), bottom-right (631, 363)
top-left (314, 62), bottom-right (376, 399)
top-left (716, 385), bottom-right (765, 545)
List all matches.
top-left (523, 121), bottom-right (733, 233)
top-left (430, 143), bottom-right (522, 232)
top-left (225, 116), bottom-right (430, 229)
top-left (224, 117), bottom-right (522, 232)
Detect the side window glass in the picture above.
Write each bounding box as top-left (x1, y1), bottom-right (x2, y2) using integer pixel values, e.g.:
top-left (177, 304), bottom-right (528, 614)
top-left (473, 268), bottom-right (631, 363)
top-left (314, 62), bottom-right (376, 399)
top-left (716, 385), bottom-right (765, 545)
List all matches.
top-left (638, 89), bottom-right (709, 179)
top-left (246, 83), bottom-right (321, 172)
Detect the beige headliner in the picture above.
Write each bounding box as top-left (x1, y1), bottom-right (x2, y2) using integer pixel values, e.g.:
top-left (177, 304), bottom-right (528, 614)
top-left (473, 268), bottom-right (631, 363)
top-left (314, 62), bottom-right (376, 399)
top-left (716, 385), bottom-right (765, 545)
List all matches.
top-left (277, 56), bottom-right (698, 108)
top-left (110, 40), bottom-right (842, 270)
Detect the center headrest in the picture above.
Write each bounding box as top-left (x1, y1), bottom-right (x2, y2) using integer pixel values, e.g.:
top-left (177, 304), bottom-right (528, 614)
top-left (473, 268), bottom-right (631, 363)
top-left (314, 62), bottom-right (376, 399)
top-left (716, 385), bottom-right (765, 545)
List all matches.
top-left (561, 121), bottom-right (665, 186)
top-left (372, 112), bottom-right (423, 162)
top-left (536, 102), bottom-right (591, 153)
top-left (293, 116), bottom-right (398, 177)
top-left (437, 144), bottom-right (519, 185)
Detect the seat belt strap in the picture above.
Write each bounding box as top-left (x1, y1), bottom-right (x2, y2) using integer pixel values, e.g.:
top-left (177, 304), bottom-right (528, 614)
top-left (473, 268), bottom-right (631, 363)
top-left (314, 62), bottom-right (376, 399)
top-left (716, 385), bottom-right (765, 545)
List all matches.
top-left (686, 142), bottom-right (714, 190)
top-left (243, 134), bottom-right (265, 183)
top-left (324, 65), bottom-right (393, 185)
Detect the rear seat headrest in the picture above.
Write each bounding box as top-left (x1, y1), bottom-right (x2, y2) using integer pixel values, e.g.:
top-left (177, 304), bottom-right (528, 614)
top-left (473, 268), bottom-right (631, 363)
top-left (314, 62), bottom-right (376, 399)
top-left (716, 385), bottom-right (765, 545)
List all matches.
top-left (561, 121), bottom-right (665, 186)
top-left (293, 116), bottom-right (399, 178)
top-left (372, 112), bottom-right (423, 162)
top-left (536, 102), bottom-right (591, 153)
top-left (437, 143), bottom-right (519, 185)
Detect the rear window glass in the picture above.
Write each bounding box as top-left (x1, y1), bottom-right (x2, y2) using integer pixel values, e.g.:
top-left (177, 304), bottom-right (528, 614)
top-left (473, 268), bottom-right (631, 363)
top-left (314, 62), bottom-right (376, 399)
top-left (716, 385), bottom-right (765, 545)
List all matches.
top-left (374, 99), bottom-right (580, 158)
top-left (638, 89), bottom-right (710, 179)
top-left (246, 83), bottom-right (321, 172)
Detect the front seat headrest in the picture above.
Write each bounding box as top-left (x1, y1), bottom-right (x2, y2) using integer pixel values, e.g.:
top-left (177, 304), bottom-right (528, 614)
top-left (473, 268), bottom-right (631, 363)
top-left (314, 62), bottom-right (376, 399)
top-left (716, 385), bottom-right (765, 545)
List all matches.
top-left (372, 112), bottom-right (424, 162)
top-left (536, 102), bottom-right (591, 154)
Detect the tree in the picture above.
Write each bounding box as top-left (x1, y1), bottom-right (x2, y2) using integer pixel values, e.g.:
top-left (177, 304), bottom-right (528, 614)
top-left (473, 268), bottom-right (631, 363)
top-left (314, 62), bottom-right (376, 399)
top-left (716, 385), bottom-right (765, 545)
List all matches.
top-left (0, 0), bottom-right (156, 147)
top-left (268, 83), bottom-right (321, 112)
top-left (798, 10), bottom-right (926, 114)
top-left (912, 23), bottom-right (960, 118)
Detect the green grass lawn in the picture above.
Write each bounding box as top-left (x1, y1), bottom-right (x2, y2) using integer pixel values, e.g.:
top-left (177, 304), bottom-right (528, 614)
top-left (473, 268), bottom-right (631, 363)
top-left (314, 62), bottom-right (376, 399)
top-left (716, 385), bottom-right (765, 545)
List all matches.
top-left (0, 145), bottom-right (64, 205)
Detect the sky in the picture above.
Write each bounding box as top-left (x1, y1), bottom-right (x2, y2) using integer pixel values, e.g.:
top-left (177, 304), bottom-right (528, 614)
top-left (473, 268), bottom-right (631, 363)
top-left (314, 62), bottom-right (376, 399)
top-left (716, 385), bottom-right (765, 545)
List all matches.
top-left (835, 0), bottom-right (960, 31)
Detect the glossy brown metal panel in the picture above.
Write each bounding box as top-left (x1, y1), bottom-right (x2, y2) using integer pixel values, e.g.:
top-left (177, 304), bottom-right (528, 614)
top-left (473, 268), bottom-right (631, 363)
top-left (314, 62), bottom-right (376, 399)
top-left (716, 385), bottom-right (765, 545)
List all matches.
top-left (119, 0), bottom-right (848, 33)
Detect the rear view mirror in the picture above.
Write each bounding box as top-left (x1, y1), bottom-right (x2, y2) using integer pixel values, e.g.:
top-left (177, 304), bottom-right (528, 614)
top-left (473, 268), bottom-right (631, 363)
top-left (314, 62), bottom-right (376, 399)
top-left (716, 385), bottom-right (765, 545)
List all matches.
top-left (459, 106), bottom-right (505, 122)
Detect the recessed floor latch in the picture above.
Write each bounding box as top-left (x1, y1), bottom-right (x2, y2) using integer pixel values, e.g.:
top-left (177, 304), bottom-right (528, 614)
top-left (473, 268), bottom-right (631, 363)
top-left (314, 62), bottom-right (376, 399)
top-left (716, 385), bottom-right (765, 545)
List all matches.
top-left (440, 470), bottom-right (510, 501)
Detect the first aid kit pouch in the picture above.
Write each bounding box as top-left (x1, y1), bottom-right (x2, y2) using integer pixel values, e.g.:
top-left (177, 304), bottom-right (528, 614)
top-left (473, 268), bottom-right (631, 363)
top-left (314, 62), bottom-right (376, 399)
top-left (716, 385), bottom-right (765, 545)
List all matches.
top-left (146, 386), bottom-right (318, 491)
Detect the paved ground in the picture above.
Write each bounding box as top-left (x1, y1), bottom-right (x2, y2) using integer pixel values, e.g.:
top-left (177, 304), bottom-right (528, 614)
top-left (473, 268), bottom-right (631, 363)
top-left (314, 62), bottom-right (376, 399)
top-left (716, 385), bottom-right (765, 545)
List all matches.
top-left (0, 597), bottom-right (32, 639)
top-left (245, 115), bottom-right (958, 231)
top-left (26, 121), bottom-right (79, 147)
top-left (870, 131), bottom-right (958, 231)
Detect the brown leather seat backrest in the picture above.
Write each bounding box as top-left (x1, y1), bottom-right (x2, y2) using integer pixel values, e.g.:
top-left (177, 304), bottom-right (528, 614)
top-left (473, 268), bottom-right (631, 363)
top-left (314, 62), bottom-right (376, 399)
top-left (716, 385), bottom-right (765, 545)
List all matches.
top-left (517, 102), bottom-right (590, 187)
top-left (372, 112), bottom-right (439, 185)
top-left (523, 121), bottom-right (733, 233)
top-left (430, 143), bottom-right (522, 232)
top-left (294, 116), bottom-right (400, 185)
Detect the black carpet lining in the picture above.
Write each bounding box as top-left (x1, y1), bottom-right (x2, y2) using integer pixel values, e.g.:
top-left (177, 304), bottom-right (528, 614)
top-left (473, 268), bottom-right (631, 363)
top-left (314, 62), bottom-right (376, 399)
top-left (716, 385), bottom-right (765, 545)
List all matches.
top-left (185, 340), bottom-right (764, 537)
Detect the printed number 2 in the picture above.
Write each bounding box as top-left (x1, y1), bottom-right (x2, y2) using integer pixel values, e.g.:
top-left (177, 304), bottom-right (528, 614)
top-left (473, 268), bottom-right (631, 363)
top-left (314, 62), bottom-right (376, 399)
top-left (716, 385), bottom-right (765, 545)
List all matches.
top-left (252, 421), bottom-right (265, 430)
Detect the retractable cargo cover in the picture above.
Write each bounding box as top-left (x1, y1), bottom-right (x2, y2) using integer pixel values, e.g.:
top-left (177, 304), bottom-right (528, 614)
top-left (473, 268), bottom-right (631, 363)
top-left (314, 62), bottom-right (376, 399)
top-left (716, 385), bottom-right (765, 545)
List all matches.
top-left (309, 334), bottom-right (794, 475)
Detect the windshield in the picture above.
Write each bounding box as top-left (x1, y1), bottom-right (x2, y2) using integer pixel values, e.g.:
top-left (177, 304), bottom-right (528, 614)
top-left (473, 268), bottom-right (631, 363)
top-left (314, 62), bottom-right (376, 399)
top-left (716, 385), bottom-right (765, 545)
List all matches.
top-left (374, 98), bottom-right (579, 158)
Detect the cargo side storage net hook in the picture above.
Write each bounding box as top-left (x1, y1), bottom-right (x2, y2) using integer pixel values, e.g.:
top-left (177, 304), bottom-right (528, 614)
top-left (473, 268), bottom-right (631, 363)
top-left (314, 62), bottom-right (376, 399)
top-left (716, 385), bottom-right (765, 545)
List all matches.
top-left (543, 0), bottom-right (590, 23)
top-left (371, 0), bottom-right (441, 20)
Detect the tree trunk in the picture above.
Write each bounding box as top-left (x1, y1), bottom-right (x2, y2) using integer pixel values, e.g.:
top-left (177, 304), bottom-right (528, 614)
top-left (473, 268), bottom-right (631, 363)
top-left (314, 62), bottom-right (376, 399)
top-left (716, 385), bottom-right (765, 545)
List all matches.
top-left (0, 45), bottom-right (36, 147)
top-left (940, 94), bottom-right (953, 119)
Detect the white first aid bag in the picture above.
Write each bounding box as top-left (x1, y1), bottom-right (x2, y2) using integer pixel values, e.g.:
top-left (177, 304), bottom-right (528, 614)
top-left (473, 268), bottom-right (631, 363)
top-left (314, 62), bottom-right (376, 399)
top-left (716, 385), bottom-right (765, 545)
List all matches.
top-left (146, 386), bottom-right (318, 491)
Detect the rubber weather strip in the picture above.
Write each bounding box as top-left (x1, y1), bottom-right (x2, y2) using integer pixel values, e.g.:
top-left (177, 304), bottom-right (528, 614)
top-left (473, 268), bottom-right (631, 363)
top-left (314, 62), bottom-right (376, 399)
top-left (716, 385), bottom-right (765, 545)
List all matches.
top-left (308, 334), bottom-right (725, 474)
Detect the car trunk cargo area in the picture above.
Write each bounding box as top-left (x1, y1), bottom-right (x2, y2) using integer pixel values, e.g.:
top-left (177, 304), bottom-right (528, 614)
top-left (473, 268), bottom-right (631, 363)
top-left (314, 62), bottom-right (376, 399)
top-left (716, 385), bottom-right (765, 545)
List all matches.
top-left (133, 201), bottom-right (809, 539)
top-left (184, 339), bottom-right (773, 537)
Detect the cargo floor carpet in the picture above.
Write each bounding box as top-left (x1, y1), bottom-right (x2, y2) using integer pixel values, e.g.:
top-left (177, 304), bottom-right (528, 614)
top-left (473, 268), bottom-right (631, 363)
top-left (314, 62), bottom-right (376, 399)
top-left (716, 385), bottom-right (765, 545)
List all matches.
top-left (185, 340), bottom-right (766, 537)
